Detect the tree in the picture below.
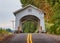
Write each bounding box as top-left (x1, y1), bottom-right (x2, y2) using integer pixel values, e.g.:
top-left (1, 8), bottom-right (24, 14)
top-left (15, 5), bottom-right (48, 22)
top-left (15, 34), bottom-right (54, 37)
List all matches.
top-left (22, 21), bottom-right (38, 33)
top-left (0, 28), bottom-right (12, 34)
top-left (20, 0), bottom-right (54, 20)
top-left (47, 0), bottom-right (60, 7)
top-left (6, 28), bottom-right (12, 32)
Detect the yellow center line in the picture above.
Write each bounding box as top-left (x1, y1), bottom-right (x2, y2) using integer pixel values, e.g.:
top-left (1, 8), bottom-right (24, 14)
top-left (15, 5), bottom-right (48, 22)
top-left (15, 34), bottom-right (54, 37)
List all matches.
top-left (27, 34), bottom-right (30, 43)
top-left (27, 33), bottom-right (33, 43)
top-left (30, 33), bottom-right (32, 43)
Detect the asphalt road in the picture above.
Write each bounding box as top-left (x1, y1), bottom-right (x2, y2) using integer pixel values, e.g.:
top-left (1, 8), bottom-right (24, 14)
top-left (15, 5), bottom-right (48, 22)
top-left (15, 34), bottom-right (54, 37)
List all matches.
top-left (0, 33), bottom-right (60, 43)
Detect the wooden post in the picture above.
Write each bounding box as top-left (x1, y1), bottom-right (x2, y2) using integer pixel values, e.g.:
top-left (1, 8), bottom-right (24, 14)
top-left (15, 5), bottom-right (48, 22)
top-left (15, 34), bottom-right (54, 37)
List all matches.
top-left (18, 26), bottom-right (20, 33)
top-left (39, 26), bottom-right (42, 33)
top-left (18, 25), bottom-right (22, 33)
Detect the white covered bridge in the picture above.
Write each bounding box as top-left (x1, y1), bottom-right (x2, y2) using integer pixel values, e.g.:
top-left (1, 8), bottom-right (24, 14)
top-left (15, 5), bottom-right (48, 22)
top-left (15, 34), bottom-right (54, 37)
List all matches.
top-left (13, 5), bottom-right (46, 33)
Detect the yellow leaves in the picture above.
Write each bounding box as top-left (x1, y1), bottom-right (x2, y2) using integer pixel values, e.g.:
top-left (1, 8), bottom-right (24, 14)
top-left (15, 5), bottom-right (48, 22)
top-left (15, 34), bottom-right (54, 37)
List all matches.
top-left (33, 0), bottom-right (54, 19)
top-left (21, 0), bottom-right (54, 20)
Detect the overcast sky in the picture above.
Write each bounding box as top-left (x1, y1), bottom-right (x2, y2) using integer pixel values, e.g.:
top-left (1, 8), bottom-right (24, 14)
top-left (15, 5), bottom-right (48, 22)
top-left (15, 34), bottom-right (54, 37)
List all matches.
top-left (0, 0), bottom-right (22, 30)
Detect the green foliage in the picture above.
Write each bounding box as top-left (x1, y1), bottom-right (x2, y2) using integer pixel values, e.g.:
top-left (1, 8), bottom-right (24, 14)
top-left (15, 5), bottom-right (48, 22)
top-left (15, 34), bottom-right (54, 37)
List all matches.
top-left (45, 19), bottom-right (60, 35)
top-left (47, 21), bottom-right (60, 35)
top-left (47, 0), bottom-right (60, 35)
top-left (0, 28), bottom-right (12, 34)
top-left (20, 0), bottom-right (33, 7)
top-left (22, 21), bottom-right (38, 33)
top-left (6, 28), bottom-right (12, 32)
top-left (47, 0), bottom-right (60, 7)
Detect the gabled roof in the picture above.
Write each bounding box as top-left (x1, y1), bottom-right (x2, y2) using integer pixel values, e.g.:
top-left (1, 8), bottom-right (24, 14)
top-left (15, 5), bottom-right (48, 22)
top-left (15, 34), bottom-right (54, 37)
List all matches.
top-left (13, 4), bottom-right (44, 16)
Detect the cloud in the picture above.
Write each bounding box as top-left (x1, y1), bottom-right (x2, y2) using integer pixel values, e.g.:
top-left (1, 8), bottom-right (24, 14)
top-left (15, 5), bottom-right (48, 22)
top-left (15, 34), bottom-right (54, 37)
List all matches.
top-left (0, 22), bottom-right (12, 28)
top-left (0, 21), bottom-right (15, 30)
top-left (0, 0), bottom-right (22, 30)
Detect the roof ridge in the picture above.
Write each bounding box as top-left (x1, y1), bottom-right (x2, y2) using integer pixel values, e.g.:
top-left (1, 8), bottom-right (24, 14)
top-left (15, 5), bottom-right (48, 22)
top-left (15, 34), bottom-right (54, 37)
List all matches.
top-left (13, 4), bottom-right (44, 15)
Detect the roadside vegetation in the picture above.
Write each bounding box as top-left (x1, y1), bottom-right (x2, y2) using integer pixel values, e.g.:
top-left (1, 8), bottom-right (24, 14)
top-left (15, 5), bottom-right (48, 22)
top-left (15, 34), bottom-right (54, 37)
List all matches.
top-left (0, 28), bottom-right (12, 41)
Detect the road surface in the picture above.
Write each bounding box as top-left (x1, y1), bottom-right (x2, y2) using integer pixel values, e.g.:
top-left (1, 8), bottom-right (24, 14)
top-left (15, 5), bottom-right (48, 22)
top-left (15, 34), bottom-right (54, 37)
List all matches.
top-left (0, 33), bottom-right (60, 43)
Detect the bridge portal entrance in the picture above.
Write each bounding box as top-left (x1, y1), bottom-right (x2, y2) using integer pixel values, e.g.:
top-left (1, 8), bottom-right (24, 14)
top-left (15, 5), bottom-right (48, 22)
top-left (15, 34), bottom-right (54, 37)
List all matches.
top-left (20, 15), bottom-right (40, 33)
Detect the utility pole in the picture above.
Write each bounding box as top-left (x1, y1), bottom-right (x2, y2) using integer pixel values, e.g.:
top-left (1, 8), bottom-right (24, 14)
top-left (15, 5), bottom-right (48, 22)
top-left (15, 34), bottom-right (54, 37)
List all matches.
top-left (11, 20), bottom-right (14, 30)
